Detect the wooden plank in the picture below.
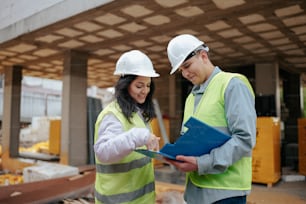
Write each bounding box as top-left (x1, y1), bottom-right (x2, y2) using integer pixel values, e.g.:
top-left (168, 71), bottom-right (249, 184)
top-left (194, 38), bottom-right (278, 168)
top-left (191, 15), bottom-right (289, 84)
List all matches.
top-left (155, 181), bottom-right (184, 194)
top-left (0, 166), bottom-right (95, 203)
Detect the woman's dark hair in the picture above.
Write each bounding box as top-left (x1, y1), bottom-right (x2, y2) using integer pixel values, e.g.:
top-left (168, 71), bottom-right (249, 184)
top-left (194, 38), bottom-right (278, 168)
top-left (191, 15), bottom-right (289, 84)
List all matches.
top-left (115, 75), bottom-right (156, 123)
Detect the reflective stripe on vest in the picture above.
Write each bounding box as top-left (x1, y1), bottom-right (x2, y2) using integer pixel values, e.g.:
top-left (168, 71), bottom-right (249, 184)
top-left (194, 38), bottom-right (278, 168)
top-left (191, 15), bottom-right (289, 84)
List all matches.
top-left (94, 101), bottom-right (155, 204)
top-left (183, 72), bottom-right (254, 190)
top-left (95, 182), bottom-right (155, 204)
top-left (96, 157), bottom-right (151, 174)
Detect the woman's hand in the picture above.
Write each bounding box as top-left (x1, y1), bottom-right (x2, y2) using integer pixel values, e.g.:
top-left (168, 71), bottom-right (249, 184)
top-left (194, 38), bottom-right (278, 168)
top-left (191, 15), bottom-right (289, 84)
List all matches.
top-left (146, 134), bottom-right (160, 151)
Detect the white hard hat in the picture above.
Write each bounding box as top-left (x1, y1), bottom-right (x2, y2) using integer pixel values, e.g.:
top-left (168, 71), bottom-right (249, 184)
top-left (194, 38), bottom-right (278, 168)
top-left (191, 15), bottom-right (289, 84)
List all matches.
top-left (167, 34), bottom-right (209, 74)
top-left (114, 50), bottom-right (159, 77)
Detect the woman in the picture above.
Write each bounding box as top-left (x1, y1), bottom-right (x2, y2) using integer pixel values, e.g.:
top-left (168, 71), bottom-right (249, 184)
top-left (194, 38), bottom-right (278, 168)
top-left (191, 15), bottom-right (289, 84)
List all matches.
top-left (94, 50), bottom-right (160, 204)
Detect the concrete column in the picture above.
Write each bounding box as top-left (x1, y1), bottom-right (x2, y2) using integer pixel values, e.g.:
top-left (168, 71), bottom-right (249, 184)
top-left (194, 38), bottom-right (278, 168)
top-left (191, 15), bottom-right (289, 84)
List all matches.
top-left (168, 74), bottom-right (185, 142)
top-left (282, 72), bottom-right (301, 168)
top-left (283, 73), bottom-right (302, 143)
top-left (60, 50), bottom-right (88, 166)
top-left (169, 75), bottom-right (176, 119)
top-left (169, 74), bottom-right (181, 142)
top-left (255, 62), bottom-right (281, 117)
top-left (1, 65), bottom-right (22, 169)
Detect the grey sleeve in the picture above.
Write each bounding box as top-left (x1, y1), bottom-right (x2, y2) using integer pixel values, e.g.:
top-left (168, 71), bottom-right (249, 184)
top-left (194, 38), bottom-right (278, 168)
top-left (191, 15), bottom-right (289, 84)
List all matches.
top-left (197, 77), bottom-right (257, 174)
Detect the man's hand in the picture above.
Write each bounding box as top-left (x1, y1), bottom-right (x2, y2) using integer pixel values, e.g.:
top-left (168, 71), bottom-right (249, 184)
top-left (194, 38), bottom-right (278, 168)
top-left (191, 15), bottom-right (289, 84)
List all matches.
top-left (166, 155), bottom-right (198, 172)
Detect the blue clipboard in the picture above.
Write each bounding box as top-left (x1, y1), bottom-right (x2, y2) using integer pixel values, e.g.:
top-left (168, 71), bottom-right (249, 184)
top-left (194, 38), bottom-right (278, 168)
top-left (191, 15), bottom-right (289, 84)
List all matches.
top-left (135, 117), bottom-right (231, 161)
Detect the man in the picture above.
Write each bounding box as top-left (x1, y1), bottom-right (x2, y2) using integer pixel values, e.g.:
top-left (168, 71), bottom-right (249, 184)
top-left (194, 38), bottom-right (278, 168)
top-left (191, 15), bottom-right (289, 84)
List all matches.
top-left (165, 34), bottom-right (257, 204)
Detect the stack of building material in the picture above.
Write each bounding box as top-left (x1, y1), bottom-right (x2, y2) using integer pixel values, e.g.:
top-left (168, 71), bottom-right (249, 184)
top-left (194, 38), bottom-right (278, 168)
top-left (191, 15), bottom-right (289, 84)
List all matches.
top-left (23, 162), bottom-right (79, 182)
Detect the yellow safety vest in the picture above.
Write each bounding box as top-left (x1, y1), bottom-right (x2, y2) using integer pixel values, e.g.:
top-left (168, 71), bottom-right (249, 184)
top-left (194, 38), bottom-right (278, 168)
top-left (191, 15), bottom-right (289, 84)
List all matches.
top-left (94, 101), bottom-right (155, 204)
top-left (184, 72), bottom-right (254, 190)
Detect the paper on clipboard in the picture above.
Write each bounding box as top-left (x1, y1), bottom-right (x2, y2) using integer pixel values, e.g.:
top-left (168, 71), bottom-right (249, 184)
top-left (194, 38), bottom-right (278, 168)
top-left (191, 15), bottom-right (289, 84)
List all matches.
top-left (135, 117), bottom-right (231, 161)
top-left (134, 149), bottom-right (176, 162)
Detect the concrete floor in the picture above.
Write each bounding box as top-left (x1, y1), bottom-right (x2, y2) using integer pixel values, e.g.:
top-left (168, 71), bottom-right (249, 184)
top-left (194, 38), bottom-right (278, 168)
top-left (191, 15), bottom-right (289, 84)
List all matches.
top-left (154, 165), bottom-right (306, 204)
top-left (248, 181), bottom-right (306, 204)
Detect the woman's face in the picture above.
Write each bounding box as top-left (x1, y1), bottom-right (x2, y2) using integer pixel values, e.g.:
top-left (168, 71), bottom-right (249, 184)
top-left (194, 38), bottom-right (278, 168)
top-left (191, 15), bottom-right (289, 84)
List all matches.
top-left (128, 76), bottom-right (152, 104)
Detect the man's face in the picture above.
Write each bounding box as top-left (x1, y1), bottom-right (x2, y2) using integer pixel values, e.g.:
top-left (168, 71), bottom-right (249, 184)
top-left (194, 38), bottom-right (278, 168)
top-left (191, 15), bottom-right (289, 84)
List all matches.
top-left (179, 51), bottom-right (208, 85)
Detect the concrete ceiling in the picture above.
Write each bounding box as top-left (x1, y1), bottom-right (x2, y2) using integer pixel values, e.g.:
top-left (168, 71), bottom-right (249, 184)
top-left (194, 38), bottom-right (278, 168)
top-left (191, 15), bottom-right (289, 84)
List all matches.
top-left (0, 0), bottom-right (306, 88)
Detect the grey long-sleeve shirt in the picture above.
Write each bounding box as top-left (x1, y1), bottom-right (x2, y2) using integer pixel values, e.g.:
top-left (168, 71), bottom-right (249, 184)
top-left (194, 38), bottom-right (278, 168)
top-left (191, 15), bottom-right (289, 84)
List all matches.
top-left (184, 67), bottom-right (257, 204)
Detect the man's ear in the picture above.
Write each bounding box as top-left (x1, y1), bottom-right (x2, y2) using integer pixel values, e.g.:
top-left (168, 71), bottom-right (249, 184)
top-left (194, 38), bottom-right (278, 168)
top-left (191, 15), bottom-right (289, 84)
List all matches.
top-left (199, 50), bottom-right (209, 62)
